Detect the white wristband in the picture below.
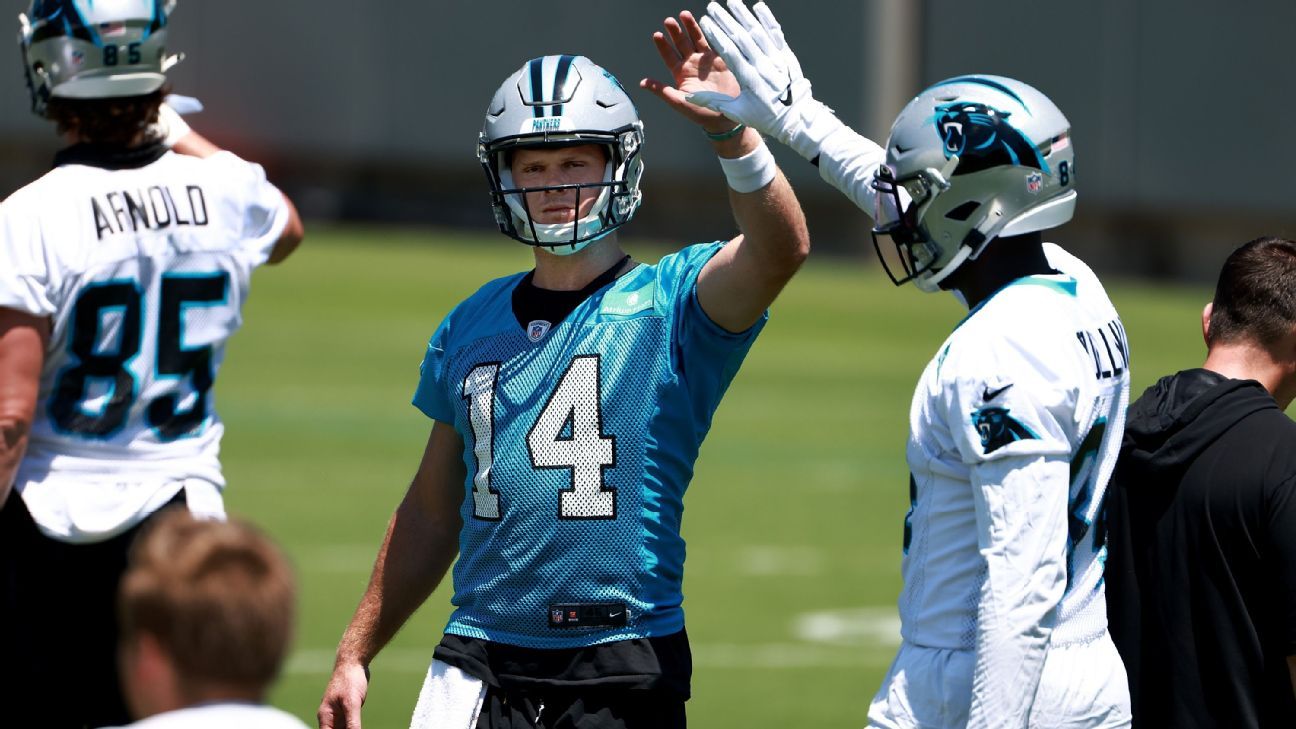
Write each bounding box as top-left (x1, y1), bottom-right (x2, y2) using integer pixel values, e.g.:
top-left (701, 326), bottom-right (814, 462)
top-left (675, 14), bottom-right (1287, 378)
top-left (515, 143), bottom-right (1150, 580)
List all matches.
top-left (718, 140), bottom-right (777, 194)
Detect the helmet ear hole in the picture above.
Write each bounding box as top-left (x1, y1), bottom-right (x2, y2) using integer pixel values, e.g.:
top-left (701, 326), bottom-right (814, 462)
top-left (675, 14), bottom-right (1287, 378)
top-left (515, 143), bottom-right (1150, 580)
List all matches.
top-left (945, 201), bottom-right (980, 222)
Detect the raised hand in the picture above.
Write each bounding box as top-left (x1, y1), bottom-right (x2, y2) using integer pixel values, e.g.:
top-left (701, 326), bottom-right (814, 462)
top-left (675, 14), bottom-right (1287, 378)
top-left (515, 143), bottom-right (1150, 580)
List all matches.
top-left (691, 0), bottom-right (843, 161)
top-left (639, 11), bottom-right (743, 134)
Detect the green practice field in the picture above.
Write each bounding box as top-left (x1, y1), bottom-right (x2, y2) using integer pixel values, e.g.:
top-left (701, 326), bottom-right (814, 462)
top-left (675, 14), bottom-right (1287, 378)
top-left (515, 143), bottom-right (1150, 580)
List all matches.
top-left (217, 226), bottom-right (1211, 727)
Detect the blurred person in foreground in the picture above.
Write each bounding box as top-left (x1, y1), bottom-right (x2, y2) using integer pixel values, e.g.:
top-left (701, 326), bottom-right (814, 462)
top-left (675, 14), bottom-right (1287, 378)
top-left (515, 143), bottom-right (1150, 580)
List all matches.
top-left (693, 1), bottom-right (1131, 726)
top-left (109, 509), bottom-right (307, 729)
top-left (1107, 236), bottom-right (1296, 728)
top-left (0, 1), bottom-right (304, 725)
top-left (317, 13), bottom-right (809, 729)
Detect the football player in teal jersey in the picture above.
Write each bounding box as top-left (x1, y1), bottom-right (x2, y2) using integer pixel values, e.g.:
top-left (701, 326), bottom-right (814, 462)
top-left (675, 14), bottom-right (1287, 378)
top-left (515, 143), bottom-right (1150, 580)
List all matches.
top-left (317, 14), bottom-right (809, 729)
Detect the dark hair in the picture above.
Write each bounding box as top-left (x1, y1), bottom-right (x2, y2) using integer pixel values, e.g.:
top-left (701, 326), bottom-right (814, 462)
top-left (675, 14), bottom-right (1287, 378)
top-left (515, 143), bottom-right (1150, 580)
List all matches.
top-left (119, 510), bottom-right (296, 698)
top-left (1206, 236), bottom-right (1296, 348)
top-left (45, 87), bottom-right (167, 146)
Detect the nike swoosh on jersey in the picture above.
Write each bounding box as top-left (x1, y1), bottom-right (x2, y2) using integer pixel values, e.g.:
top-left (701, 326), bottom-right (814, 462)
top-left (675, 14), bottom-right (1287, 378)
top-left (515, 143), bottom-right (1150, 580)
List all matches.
top-left (982, 383), bottom-right (1013, 401)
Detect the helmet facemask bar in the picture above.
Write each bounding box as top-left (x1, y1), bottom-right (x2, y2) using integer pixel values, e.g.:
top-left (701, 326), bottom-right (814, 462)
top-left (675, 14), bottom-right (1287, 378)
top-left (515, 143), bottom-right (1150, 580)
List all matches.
top-left (504, 179), bottom-right (615, 248)
top-left (479, 123), bottom-right (644, 254)
top-left (869, 162), bottom-right (953, 287)
top-left (18, 13), bottom-right (49, 115)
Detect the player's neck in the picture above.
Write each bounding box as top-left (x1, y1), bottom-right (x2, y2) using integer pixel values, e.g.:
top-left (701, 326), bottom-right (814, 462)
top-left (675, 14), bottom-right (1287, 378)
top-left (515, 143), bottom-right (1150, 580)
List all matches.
top-left (133, 671), bottom-right (265, 719)
top-left (531, 237), bottom-right (629, 291)
top-left (945, 232), bottom-right (1052, 309)
top-left (1203, 340), bottom-right (1296, 409)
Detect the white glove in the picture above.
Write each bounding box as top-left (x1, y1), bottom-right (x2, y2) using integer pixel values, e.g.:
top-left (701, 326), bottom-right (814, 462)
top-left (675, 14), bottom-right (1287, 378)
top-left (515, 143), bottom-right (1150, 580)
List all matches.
top-left (689, 0), bottom-right (845, 161)
top-left (150, 94), bottom-right (203, 148)
top-left (164, 94), bottom-right (204, 116)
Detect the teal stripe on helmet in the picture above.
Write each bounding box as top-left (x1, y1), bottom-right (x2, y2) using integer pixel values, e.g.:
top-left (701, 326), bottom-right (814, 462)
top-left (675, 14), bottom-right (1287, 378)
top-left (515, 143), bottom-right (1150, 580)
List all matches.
top-left (932, 75), bottom-right (1029, 112)
top-left (552, 54), bottom-right (575, 117)
top-left (529, 57), bottom-right (545, 118)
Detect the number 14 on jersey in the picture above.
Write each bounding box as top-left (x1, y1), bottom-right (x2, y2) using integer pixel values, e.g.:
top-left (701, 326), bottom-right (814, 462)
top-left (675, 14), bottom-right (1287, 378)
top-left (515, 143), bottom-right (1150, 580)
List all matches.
top-left (462, 355), bottom-right (618, 521)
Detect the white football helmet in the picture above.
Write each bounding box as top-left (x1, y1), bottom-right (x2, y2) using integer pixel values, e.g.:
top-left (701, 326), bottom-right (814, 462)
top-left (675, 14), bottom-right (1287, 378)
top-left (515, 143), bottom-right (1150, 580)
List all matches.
top-left (871, 75), bottom-right (1076, 292)
top-left (478, 55), bottom-right (645, 255)
top-left (18, 0), bottom-right (179, 117)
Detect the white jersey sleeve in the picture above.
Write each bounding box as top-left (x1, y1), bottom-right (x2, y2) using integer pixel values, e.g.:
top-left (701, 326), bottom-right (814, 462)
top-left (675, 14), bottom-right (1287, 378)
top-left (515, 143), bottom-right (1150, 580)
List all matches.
top-left (815, 127), bottom-right (889, 222)
top-left (942, 357), bottom-right (1072, 729)
top-left (204, 151), bottom-right (291, 266)
top-left (0, 195), bottom-right (58, 316)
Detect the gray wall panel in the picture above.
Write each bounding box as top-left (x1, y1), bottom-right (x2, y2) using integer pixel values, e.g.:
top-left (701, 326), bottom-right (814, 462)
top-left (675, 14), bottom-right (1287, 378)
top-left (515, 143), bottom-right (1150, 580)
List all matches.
top-left (923, 0), bottom-right (1296, 212)
top-left (0, 0), bottom-right (1290, 274)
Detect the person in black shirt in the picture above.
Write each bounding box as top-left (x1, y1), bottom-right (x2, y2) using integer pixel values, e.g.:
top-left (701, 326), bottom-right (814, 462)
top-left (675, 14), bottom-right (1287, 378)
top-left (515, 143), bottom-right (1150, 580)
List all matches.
top-left (1107, 236), bottom-right (1296, 728)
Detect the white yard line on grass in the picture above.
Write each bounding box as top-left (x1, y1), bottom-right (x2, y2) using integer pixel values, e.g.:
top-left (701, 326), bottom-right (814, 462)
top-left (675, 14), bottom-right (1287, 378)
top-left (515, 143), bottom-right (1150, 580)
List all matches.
top-left (736, 545), bottom-right (825, 576)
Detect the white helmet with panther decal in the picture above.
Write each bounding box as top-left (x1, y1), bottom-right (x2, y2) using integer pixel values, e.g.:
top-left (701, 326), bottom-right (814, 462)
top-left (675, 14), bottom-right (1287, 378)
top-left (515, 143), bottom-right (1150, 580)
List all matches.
top-left (478, 55), bottom-right (645, 255)
top-left (871, 75), bottom-right (1076, 292)
top-left (18, 0), bottom-right (180, 117)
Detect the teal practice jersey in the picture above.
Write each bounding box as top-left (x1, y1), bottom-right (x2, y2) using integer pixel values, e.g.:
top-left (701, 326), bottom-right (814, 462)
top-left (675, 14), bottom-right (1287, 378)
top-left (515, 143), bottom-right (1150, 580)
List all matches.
top-left (413, 243), bottom-right (764, 649)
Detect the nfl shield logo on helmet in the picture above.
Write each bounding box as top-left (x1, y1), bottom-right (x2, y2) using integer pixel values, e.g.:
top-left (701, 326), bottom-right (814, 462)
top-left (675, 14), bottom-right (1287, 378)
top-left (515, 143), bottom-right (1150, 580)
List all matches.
top-left (1026, 171), bottom-right (1043, 194)
top-left (527, 320), bottom-right (552, 342)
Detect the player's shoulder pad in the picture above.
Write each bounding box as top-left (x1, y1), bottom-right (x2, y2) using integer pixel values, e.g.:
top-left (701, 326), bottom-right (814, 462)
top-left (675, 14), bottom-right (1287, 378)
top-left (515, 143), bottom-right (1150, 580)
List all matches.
top-left (943, 343), bottom-right (1076, 463)
top-left (1, 166), bottom-right (67, 212)
top-left (641, 240), bottom-right (727, 305)
top-left (600, 260), bottom-right (661, 318)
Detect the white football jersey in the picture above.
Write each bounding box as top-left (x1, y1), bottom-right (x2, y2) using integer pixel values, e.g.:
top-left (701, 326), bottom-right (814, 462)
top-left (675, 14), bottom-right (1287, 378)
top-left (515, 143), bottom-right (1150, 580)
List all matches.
top-left (107, 703), bottom-right (310, 729)
top-left (0, 148), bottom-right (289, 540)
top-left (898, 243), bottom-right (1129, 722)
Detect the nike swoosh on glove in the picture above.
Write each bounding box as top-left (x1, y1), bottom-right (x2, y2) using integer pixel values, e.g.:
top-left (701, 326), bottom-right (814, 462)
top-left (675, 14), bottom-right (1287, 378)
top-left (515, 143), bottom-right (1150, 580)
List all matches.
top-left (687, 0), bottom-right (845, 161)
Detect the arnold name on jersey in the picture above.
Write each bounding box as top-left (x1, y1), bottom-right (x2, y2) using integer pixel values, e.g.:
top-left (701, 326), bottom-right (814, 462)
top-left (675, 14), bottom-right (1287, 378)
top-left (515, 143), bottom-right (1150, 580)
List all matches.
top-left (90, 184), bottom-right (210, 240)
top-left (1076, 319), bottom-right (1128, 381)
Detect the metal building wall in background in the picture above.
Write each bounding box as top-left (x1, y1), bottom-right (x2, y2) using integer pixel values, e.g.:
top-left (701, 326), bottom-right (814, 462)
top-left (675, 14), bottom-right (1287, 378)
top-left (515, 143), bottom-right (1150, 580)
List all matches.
top-left (920, 0), bottom-right (1296, 278)
top-left (0, 1), bottom-right (1290, 279)
top-left (0, 1), bottom-right (876, 245)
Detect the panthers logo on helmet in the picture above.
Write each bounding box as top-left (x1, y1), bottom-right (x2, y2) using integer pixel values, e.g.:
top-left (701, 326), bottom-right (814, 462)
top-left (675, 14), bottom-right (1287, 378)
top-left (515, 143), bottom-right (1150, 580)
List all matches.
top-left (27, 0), bottom-right (167, 40)
top-left (934, 102), bottom-right (1046, 175)
top-left (971, 406), bottom-right (1038, 454)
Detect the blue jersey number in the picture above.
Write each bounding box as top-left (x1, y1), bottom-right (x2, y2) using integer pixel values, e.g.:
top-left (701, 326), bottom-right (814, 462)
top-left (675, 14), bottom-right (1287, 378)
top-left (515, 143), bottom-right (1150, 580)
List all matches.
top-left (463, 354), bottom-right (617, 521)
top-left (1067, 416), bottom-right (1108, 585)
top-left (50, 273), bottom-right (230, 440)
top-left (902, 473), bottom-right (916, 554)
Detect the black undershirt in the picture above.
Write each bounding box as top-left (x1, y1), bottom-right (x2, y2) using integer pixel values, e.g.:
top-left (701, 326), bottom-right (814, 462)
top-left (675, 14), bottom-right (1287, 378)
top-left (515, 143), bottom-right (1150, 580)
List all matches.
top-left (452, 253), bottom-right (690, 697)
top-left (511, 254), bottom-right (631, 329)
top-left (53, 141), bottom-right (169, 171)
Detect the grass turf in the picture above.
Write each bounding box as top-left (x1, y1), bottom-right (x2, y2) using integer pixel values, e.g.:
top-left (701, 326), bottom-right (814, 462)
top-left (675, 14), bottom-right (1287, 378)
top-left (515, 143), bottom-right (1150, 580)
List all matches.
top-left (214, 226), bottom-right (1211, 727)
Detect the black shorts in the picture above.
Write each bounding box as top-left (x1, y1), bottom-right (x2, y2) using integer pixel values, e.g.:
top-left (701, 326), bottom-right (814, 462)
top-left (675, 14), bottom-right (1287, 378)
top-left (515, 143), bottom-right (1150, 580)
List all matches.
top-left (0, 489), bottom-right (186, 729)
top-left (436, 631), bottom-right (691, 729)
top-left (476, 685), bottom-right (686, 729)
